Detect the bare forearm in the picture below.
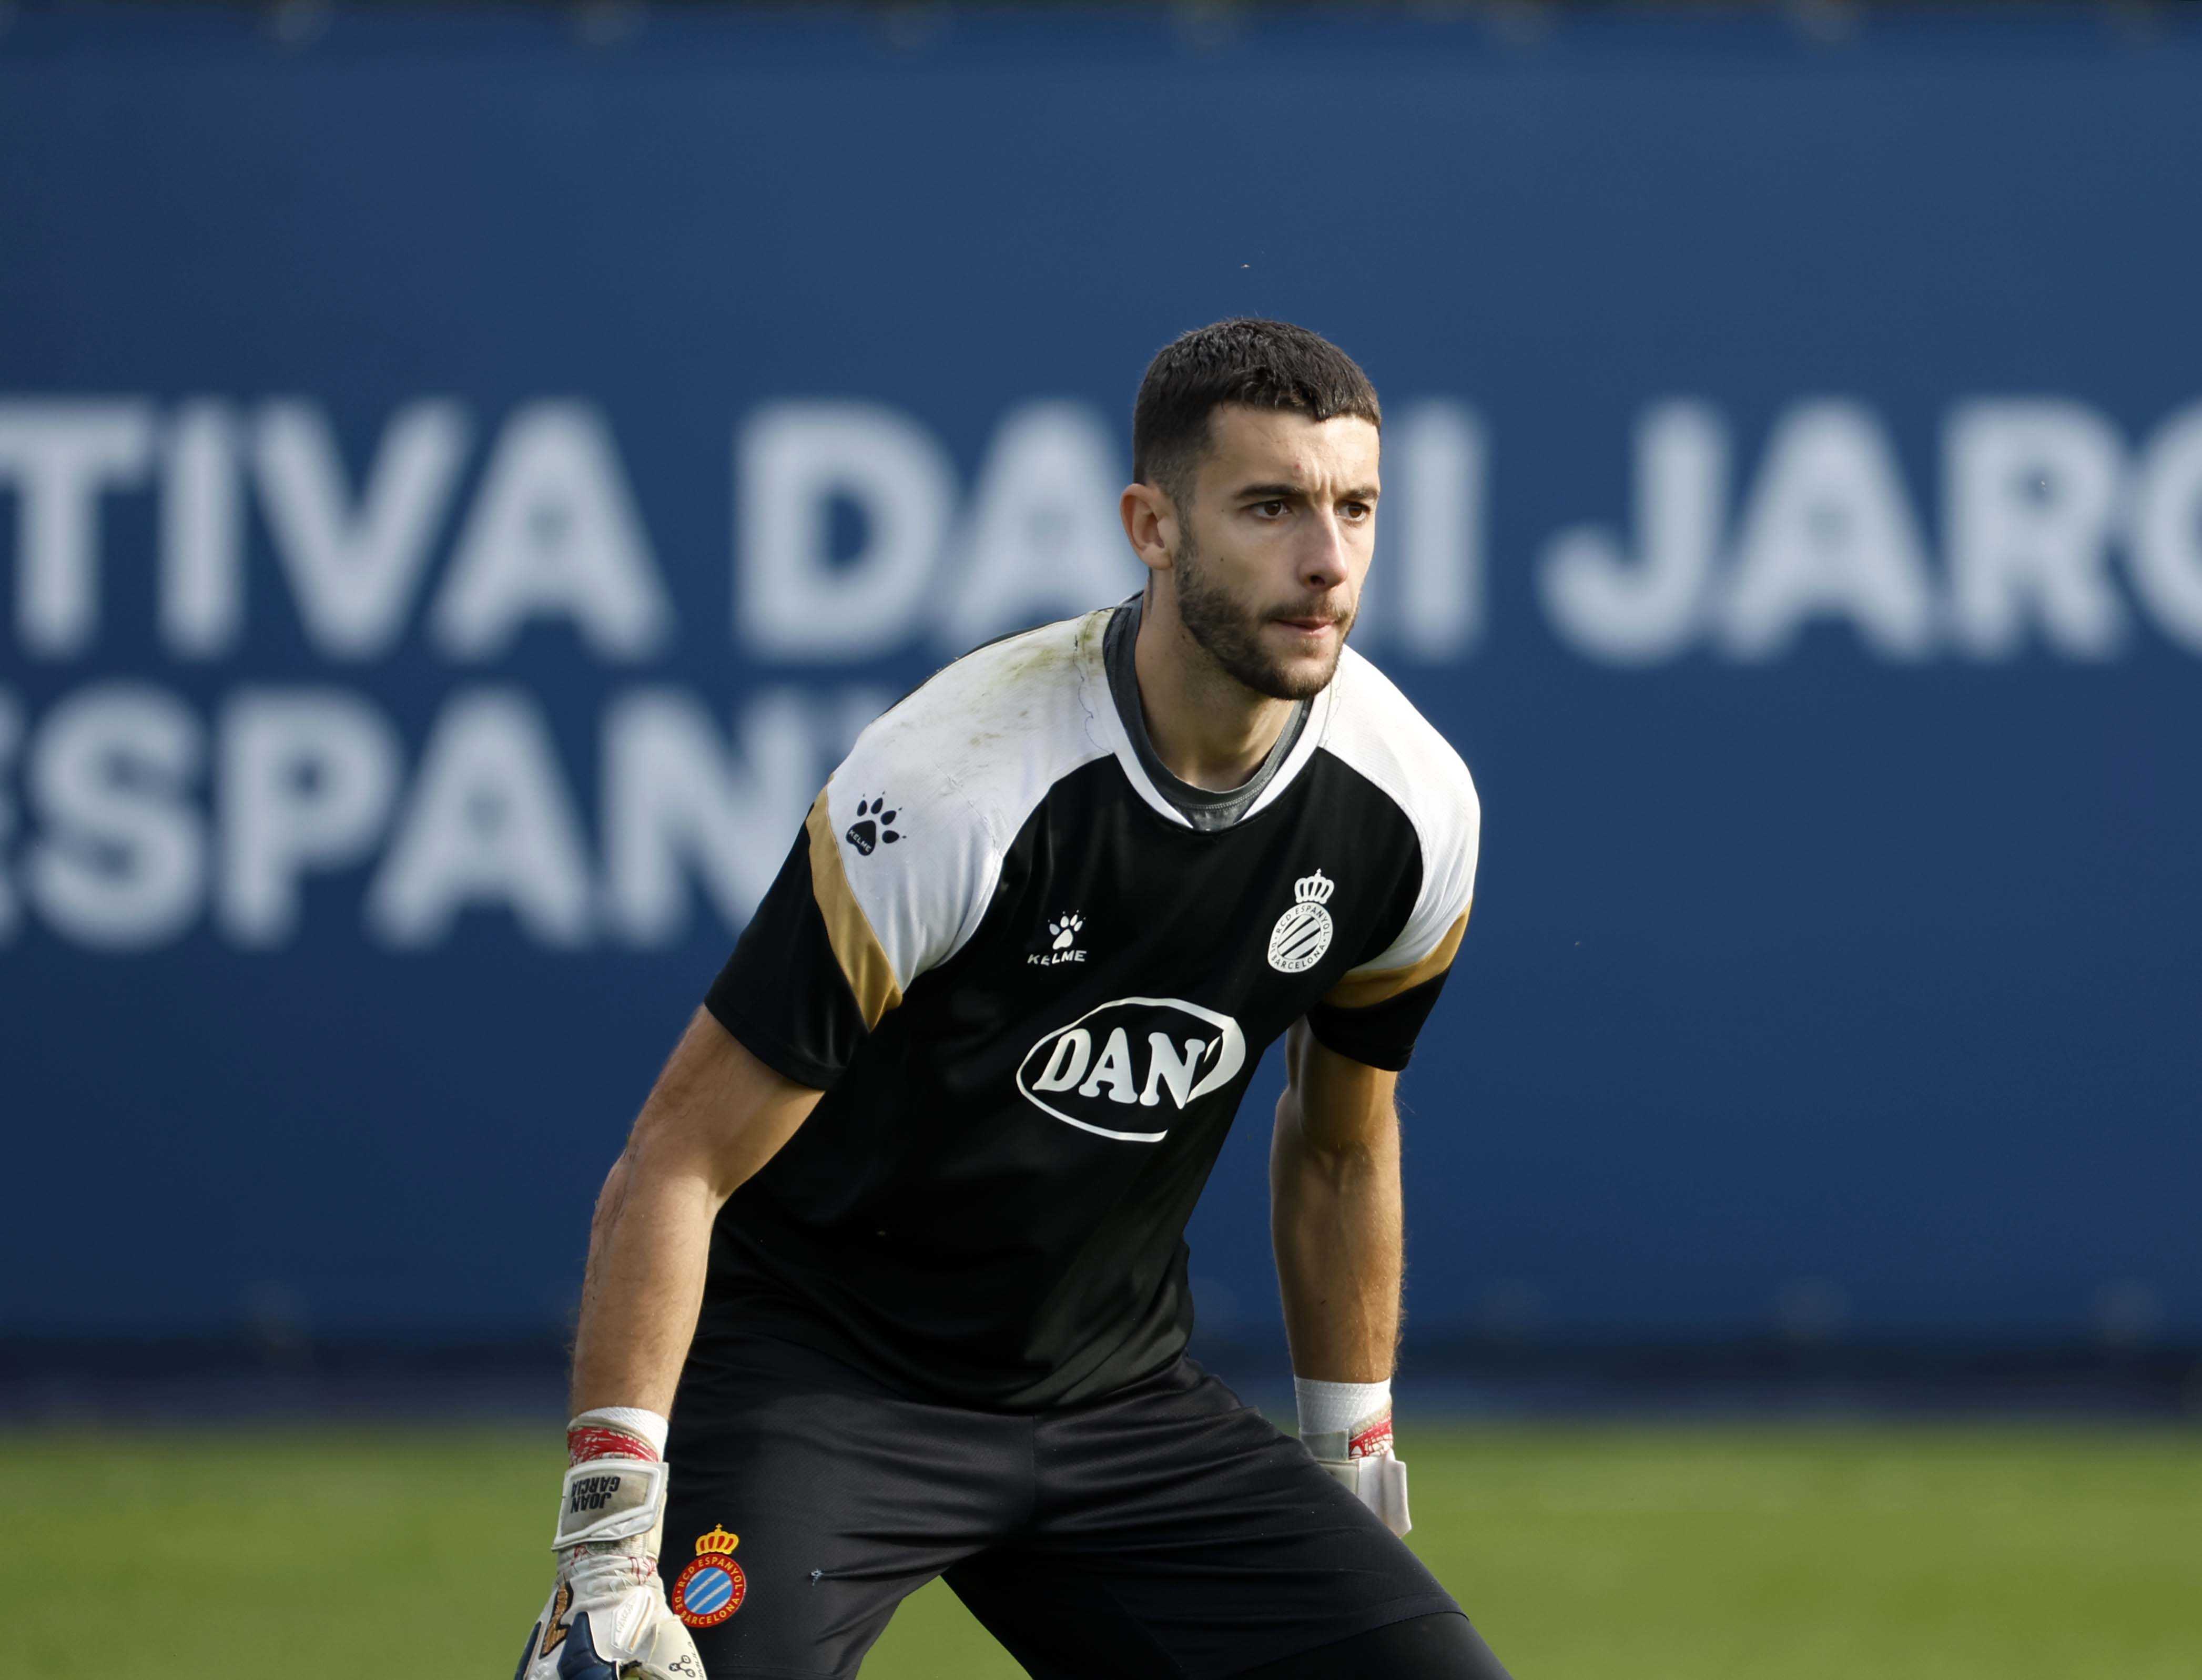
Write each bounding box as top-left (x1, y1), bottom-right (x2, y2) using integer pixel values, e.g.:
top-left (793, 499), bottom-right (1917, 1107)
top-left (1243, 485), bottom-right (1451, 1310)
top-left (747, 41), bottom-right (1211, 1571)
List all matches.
top-left (565, 1009), bottom-right (821, 1419)
top-left (1270, 1072), bottom-right (1403, 1382)
top-left (567, 1148), bottom-right (725, 1416)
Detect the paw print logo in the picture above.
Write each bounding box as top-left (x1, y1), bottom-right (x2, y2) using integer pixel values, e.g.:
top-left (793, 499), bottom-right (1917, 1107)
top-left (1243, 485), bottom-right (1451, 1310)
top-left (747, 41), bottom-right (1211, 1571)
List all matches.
top-left (1049, 914), bottom-right (1083, 951)
top-left (844, 797), bottom-right (902, 857)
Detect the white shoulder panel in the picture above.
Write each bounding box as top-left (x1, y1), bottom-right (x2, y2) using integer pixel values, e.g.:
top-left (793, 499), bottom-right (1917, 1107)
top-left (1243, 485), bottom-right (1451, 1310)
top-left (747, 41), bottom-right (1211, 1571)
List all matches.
top-left (822, 611), bottom-right (1115, 992)
top-left (1316, 647), bottom-right (1482, 979)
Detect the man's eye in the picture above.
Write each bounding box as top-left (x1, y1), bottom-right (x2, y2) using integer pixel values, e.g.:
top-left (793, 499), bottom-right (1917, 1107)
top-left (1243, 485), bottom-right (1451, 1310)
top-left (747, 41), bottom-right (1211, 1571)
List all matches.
top-left (1341, 502), bottom-right (1371, 521)
top-left (1255, 500), bottom-right (1288, 518)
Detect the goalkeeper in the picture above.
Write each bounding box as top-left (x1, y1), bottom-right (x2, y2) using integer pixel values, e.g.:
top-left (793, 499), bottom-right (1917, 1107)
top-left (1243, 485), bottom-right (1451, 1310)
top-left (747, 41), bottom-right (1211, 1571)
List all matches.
top-left (516, 320), bottom-right (1511, 1679)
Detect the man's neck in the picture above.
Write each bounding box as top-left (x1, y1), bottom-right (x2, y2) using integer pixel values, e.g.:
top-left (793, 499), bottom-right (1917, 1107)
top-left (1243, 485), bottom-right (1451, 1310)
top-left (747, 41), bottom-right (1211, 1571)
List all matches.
top-left (1131, 593), bottom-right (1300, 792)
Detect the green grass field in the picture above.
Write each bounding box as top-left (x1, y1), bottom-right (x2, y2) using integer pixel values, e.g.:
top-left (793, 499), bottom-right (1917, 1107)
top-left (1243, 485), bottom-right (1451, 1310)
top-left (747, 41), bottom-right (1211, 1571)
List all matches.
top-left (22, 1423), bottom-right (2199, 1678)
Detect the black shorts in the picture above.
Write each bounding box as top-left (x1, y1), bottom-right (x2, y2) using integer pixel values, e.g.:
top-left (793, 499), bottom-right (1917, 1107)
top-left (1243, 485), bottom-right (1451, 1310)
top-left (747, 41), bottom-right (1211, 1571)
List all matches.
top-left (659, 1331), bottom-right (1471, 1679)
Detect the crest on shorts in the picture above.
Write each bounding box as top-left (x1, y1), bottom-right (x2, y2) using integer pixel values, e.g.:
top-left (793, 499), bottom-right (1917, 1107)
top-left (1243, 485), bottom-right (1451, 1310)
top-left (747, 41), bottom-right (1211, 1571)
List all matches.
top-left (1267, 870), bottom-right (1335, 974)
top-left (671, 1525), bottom-right (747, 1628)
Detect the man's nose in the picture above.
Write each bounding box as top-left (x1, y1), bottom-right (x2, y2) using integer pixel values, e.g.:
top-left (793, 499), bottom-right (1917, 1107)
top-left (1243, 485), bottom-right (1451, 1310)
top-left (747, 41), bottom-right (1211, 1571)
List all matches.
top-left (1300, 514), bottom-right (1352, 591)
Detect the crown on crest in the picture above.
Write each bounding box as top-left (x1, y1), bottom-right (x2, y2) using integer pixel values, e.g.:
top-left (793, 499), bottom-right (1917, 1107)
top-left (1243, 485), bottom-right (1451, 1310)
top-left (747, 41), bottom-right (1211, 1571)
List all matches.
top-left (695, 1526), bottom-right (739, 1556)
top-left (1294, 869), bottom-right (1335, 907)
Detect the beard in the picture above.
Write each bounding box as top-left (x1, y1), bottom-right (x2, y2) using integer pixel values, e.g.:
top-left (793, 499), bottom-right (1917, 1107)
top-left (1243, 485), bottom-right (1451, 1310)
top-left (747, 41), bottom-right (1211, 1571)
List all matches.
top-left (1172, 527), bottom-right (1355, 702)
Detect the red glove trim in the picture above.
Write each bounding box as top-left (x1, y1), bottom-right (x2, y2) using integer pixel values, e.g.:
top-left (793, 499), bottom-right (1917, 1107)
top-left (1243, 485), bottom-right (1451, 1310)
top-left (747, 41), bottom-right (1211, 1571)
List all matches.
top-left (1347, 1414), bottom-right (1394, 1459)
top-left (567, 1423), bottom-right (662, 1465)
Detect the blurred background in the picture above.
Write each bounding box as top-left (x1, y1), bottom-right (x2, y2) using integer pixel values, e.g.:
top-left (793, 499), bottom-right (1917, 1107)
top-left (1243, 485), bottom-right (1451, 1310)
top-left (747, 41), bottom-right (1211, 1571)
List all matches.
top-left (3, 2), bottom-right (2197, 1676)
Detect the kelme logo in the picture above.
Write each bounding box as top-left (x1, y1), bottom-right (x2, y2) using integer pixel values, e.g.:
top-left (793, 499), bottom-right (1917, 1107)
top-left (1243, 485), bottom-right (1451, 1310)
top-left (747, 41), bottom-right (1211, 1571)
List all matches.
top-left (1016, 997), bottom-right (1246, 1143)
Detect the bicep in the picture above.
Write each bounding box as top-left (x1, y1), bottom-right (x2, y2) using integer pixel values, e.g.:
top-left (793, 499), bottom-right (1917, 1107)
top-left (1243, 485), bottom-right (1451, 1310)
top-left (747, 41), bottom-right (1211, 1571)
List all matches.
top-left (626, 1007), bottom-right (823, 1203)
top-left (1281, 1018), bottom-right (1401, 1154)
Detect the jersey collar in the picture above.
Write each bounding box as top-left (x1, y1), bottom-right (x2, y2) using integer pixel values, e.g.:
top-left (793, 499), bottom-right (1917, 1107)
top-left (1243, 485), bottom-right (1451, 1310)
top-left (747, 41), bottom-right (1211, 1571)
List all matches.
top-left (1077, 607), bottom-right (1340, 832)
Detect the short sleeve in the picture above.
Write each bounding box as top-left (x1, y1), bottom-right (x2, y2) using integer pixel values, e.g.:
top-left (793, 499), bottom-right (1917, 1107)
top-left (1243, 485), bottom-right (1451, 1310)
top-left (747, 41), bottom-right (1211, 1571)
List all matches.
top-left (1302, 910), bottom-right (1468, 1071)
top-left (704, 723), bottom-right (1001, 1089)
top-left (1304, 754), bottom-right (1479, 1073)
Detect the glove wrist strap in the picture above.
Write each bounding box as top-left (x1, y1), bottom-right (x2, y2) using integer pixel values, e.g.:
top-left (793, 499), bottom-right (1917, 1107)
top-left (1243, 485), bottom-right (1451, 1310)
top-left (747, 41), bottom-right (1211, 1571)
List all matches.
top-left (554, 1457), bottom-right (667, 1549)
top-left (554, 1412), bottom-right (669, 1552)
top-left (1295, 1376), bottom-right (1392, 1459)
top-left (568, 1406), bottom-right (669, 1459)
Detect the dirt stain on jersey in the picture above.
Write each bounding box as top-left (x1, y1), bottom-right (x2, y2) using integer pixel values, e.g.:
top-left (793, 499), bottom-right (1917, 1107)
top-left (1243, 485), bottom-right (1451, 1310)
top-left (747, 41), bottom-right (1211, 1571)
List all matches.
top-left (954, 616), bottom-right (1093, 752)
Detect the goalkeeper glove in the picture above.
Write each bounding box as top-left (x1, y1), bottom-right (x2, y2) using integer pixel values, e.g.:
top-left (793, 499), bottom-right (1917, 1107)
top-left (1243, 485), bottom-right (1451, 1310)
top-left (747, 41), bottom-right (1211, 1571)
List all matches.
top-left (515, 1410), bottom-right (705, 1680)
top-left (1297, 1376), bottom-right (1411, 1537)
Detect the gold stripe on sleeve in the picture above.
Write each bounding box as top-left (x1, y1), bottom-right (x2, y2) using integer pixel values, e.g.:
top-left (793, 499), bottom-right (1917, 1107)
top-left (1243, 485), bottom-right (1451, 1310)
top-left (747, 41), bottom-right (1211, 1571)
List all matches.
top-left (804, 791), bottom-right (903, 1030)
top-left (1319, 907), bottom-right (1469, 1012)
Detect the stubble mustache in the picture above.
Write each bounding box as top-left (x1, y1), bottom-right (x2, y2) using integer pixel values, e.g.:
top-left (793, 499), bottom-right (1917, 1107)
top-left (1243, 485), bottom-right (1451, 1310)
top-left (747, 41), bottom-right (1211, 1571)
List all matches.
top-left (1268, 597), bottom-right (1355, 635)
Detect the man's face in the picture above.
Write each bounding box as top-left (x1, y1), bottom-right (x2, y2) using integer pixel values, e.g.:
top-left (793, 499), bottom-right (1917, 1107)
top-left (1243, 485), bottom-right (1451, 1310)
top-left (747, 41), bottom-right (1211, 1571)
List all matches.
top-left (1169, 405), bottom-right (1379, 702)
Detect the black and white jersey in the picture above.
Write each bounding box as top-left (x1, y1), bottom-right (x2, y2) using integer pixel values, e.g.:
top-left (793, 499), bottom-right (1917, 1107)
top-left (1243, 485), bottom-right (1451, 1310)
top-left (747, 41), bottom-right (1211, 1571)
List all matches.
top-left (702, 605), bottom-right (1480, 1409)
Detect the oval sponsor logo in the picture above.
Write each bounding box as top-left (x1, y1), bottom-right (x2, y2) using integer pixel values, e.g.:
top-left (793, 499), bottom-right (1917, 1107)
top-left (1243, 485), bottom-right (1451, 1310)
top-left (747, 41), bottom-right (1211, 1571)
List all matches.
top-left (1016, 996), bottom-right (1247, 1143)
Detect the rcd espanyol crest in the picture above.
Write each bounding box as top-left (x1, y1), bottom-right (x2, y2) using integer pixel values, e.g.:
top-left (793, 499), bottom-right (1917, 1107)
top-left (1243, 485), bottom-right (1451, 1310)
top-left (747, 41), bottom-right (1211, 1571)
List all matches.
top-left (1267, 869), bottom-right (1336, 974)
top-left (671, 1525), bottom-right (746, 1629)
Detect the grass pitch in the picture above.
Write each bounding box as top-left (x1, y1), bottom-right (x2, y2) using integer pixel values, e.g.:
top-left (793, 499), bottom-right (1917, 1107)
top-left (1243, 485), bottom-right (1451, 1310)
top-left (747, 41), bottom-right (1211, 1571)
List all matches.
top-left (20, 1422), bottom-right (2199, 1678)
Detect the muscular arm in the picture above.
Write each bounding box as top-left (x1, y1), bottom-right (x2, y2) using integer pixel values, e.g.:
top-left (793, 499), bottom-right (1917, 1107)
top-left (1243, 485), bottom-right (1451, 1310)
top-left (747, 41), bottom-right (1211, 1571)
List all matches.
top-left (569, 1007), bottom-right (822, 1416)
top-left (1269, 1019), bottom-right (1403, 1382)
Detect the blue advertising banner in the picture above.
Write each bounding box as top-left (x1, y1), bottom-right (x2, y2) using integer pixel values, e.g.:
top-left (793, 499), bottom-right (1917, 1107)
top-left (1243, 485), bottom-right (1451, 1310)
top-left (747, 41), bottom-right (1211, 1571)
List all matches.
top-left (2, 5), bottom-right (2197, 1347)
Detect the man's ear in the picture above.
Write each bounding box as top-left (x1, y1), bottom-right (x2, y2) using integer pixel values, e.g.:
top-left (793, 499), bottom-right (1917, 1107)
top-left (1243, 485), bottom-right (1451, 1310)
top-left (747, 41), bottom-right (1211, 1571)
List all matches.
top-left (1120, 481), bottom-right (1179, 578)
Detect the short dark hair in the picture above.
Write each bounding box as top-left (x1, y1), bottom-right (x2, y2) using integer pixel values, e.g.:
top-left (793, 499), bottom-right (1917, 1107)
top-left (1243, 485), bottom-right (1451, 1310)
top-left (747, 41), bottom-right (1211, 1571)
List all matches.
top-left (1132, 318), bottom-right (1382, 504)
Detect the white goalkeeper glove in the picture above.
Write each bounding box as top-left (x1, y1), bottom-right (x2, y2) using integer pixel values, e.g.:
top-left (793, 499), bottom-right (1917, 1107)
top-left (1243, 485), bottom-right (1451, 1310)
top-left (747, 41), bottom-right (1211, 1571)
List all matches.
top-left (516, 1411), bottom-right (705, 1680)
top-left (1297, 1377), bottom-right (1411, 1537)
